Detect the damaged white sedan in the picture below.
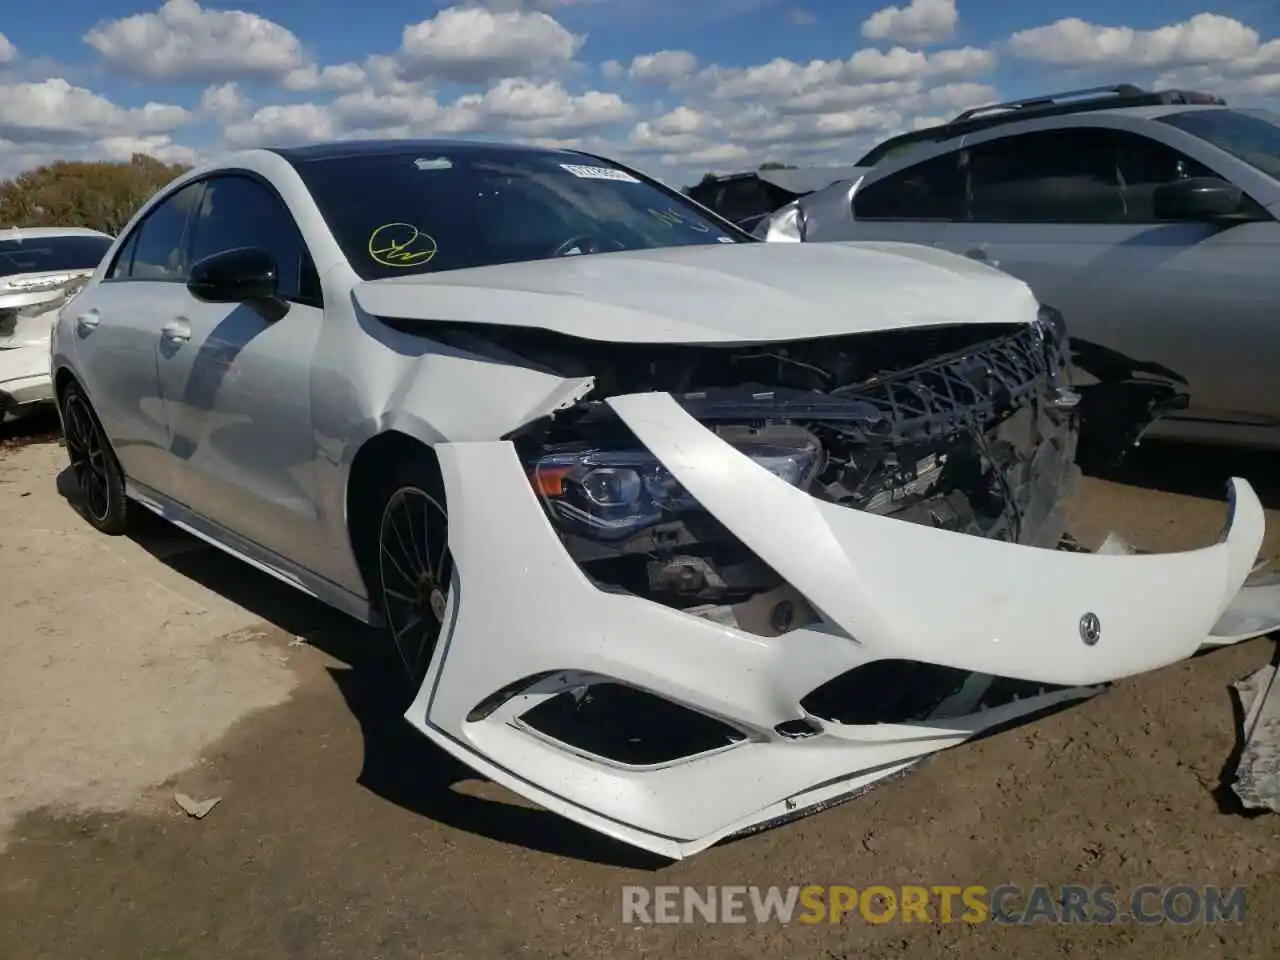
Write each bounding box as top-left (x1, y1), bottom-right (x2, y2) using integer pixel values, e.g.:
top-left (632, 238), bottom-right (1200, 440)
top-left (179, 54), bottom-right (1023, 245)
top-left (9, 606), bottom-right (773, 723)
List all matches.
top-left (50, 140), bottom-right (1280, 860)
top-left (1, 227), bottom-right (112, 419)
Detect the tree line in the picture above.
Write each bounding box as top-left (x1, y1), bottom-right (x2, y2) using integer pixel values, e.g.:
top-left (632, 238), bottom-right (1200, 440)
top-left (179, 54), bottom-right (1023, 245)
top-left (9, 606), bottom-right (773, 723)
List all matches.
top-left (0, 154), bottom-right (191, 237)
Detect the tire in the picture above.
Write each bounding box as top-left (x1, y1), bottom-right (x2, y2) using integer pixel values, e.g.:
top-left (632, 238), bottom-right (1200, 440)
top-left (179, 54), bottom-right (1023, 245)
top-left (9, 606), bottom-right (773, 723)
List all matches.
top-left (369, 456), bottom-right (453, 696)
top-left (59, 382), bottom-right (132, 535)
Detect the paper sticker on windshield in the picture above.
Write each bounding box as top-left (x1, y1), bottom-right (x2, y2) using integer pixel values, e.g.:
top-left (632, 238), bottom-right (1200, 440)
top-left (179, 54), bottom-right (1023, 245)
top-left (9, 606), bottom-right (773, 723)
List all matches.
top-left (559, 163), bottom-right (640, 183)
top-left (368, 222), bottom-right (438, 268)
top-left (414, 157), bottom-right (452, 171)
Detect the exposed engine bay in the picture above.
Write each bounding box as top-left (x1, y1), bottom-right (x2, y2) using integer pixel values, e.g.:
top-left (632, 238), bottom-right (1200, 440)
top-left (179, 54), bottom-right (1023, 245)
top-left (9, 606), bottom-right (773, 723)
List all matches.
top-left (427, 308), bottom-right (1082, 650)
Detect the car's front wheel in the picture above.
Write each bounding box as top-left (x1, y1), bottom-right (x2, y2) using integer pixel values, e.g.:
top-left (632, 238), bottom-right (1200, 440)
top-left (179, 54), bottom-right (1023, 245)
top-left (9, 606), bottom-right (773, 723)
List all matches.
top-left (59, 382), bottom-right (132, 534)
top-left (374, 466), bottom-right (453, 695)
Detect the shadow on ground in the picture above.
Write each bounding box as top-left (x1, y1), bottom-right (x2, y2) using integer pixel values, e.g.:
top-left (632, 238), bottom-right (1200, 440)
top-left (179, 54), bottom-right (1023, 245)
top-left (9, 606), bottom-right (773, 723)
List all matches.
top-left (0, 405), bottom-right (61, 450)
top-left (1089, 438), bottom-right (1280, 510)
top-left (52, 463), bottom-right (666, 869)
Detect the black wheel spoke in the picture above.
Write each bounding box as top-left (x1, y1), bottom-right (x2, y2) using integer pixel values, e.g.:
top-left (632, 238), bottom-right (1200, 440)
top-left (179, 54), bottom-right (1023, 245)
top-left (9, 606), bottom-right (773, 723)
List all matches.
top-left (378, 487), bottom-right (451, 688)
top-left (64, 395), bottom-right (111, 523)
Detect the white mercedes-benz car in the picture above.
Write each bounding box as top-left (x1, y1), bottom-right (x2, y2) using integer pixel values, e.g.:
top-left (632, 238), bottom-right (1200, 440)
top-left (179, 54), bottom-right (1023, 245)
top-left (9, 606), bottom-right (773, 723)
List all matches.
top-left (50, 139), bottom-right (1280, 860)
top-left (1, 226), bottom-right (112, 419)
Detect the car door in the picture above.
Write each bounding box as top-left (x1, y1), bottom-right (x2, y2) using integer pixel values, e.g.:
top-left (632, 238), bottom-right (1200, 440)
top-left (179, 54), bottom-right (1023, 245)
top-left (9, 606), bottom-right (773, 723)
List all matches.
top-left (156, 172), bottom-right (327, 565)
top-left (71, 181), bottom-right (203, 494)
top-left (929, 126), bottom-right (1280, 427)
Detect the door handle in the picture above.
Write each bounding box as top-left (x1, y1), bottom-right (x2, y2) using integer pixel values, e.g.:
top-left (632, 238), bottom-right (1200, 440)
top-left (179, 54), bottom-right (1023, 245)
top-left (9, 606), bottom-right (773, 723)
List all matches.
top-left (161, 319), bottom-right (191, 344)
top-left (75, 310), bottom-right (100, 333)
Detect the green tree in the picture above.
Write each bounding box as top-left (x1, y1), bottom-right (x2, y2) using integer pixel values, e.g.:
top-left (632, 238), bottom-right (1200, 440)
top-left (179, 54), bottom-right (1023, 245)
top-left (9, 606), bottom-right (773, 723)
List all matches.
top-left (0, 153), bottom-right (191, 236)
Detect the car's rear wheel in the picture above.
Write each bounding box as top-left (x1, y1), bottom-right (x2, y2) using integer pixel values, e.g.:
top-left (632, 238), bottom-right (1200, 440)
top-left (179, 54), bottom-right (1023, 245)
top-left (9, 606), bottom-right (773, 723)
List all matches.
top-left (375, 467), bottom-right (453, 695)
top-left (59, 382), bottom-right (131, 534)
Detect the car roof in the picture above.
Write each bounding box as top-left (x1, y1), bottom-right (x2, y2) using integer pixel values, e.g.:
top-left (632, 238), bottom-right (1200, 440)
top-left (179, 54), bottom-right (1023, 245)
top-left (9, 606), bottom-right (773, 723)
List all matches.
top-left (856, 85), bottom-right (1231, 165)
top-left (0, 226), bottom-right (112, 241)
top-left (268, 138), bottom-right (595, 165)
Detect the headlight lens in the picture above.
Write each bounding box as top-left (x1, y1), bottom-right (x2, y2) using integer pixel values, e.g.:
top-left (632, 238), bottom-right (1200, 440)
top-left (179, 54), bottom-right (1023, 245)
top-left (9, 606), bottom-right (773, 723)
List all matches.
top-left (528, 435), bottom-right (822, 540)
top-left (755, 201), bottom-right (804, 242)
top-left (1035, 303), bottom-right (1067, 346)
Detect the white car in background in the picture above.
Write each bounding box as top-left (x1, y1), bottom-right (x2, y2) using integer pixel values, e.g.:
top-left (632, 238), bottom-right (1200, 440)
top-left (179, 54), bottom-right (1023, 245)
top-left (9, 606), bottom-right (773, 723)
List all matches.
top-left (0, 226), bottom-right (113, 420)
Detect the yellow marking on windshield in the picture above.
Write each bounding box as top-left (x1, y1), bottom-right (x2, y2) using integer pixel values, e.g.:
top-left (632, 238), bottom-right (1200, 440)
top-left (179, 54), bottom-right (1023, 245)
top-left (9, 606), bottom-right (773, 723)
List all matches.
top-left (368, 222), bottom-right (438, 267)
top-left (648, 207), bottom-right (711, 232)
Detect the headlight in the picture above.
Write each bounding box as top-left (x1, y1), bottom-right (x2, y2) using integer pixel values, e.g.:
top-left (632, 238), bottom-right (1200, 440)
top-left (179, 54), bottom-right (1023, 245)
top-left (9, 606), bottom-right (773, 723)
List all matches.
top-left (755, 201), bottom-right (804, 242)
top-left (1035, 303), bottom-right (1067, 345)
top-left (527, 434), bottom-right (822, 541)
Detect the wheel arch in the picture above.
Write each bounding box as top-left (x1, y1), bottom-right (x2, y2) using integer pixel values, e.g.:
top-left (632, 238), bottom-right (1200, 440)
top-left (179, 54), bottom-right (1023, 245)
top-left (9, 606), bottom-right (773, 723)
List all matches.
top-left (53, 365), bottom-right (82, 403)
top-left (345, 429), bottom-right (444, 606)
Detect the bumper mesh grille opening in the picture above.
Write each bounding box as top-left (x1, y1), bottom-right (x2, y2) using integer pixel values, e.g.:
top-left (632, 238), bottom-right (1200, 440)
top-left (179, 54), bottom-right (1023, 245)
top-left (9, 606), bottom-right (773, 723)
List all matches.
top-left (801, 659), bottom-right (1072, 726)
top-left (520, 681), bottom-right (747, 766)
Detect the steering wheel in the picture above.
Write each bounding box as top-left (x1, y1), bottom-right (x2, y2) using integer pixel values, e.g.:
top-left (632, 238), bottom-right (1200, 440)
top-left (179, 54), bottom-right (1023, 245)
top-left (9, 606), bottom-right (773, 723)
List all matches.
top-left (550, 235), bottom-right (602, 258)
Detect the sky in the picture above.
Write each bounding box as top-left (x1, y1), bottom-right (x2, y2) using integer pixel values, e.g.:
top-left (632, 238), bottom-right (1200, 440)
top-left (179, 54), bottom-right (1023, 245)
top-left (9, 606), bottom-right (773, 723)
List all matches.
top-left (1, 0), bottom-right (1279, 186)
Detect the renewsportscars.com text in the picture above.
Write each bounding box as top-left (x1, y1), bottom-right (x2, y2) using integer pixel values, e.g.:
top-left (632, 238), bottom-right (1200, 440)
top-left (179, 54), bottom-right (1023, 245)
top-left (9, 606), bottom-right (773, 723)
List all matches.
top-left (621, 884), bottom-right (1247, 925)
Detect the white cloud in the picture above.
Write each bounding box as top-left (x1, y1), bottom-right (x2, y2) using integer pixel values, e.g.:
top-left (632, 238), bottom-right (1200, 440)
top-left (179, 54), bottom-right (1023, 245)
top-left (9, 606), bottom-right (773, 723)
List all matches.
top-left (451, 77), bottom-right (631, 133)
top-left (1006, 13), bottom-right (1259, 68)
top-left (223, 77), bottom-right (630, 148)
top-left (0, 78), bottom-right (190, 146)
top-left (0, 33), bottom-right (17, 65)
top-left (200, 82), bottom-right (249, 122)
top-left (223, 103), bottom-right (336, 148)
top-left (600, 59), bottom-right (624, 79)
top-left (628, 50), bottom-right (698, 86)
top-left (862, 0), bottom-right (958, 46)
top-left (282, 62), bottom-right (368, 93)
top-left (84, 0), bottom-right (307, 83)
top-left (396, 6), bottom-right (583, 83)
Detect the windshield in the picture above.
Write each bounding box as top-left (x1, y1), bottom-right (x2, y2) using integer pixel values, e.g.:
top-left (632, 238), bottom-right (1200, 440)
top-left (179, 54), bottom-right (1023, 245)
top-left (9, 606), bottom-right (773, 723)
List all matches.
top-left (292, 145), bottom-right (748, 281)
top-left (0, 235), bottom-right (113, 279)
top-left (1156, 108), bottom-right (1280, 181)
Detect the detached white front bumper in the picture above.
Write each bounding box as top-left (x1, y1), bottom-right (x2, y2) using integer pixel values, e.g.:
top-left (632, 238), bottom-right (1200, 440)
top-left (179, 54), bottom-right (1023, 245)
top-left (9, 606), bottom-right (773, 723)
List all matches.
top-left (405, 391), bottom-right (1280, 860)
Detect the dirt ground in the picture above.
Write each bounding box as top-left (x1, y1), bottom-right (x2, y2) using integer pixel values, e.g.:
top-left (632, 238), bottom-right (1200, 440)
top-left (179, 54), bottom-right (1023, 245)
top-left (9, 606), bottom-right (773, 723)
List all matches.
top-left (3, 411), bottom-right (1280, 959)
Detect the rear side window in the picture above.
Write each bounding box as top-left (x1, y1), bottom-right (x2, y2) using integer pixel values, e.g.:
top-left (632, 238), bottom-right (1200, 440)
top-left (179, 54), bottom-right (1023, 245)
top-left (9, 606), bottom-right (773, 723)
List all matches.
top-left (117, 182), bottom-right (203, 281)
top-left (853, 152), bottom-right (962, 220)
top-left (185, 174), bottom-right (321, 304)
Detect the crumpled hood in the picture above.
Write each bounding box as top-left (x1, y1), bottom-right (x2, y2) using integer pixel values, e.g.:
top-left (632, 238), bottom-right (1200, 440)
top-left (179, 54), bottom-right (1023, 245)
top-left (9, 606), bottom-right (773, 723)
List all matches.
top-left (351, 241), bottom-right (1039, 345)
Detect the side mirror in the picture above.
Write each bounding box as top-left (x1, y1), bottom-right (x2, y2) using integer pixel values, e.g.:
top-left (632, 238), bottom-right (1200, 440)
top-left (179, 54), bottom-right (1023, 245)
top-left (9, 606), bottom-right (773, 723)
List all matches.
top-left (1152, 177), bottom-right (1244, 222)
top-left (187, 246), bottom-right (280, 303)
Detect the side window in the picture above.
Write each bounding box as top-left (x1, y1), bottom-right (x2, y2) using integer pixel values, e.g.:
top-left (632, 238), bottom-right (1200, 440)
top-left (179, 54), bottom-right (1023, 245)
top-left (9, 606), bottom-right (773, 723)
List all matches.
top-left (853, 152), bottom-right (962, 220)
top-left (106, 230), bottom-right (140, 279)
top-left (961, 128), bottom-right (1238, 225)
top-left (1111, 132), bottom-right (1223, 223)
top-left (186, 175), bottom-right (322, 305)
top-left (962, 129), bottom-right (1129, 224)
top-left (126, 182), bottom-right (203, 281)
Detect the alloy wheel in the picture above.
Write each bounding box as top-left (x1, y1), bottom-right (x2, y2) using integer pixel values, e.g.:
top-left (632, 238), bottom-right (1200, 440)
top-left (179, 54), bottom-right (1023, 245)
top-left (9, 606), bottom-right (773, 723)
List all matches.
top-left (63, 393), bottom-right (112, 523)
top-left (377, 486), bottom-right (452, 686)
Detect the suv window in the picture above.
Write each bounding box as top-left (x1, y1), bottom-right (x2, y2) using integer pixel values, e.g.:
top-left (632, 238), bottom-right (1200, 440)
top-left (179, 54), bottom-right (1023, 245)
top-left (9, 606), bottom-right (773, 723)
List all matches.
top-left (961, 128), bottom-right (1219, 224)
top-left (119, 181), bottom-right (203, 281)
top-left (853, 152), bottom-right (961, 220)
top-left (185, 175), bottom-right (322, 305)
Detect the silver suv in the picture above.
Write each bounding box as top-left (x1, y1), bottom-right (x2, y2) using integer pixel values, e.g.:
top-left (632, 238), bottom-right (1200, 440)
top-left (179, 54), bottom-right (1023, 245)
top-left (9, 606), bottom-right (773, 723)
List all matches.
top-left (764, 85), bottom-right (1280, 453)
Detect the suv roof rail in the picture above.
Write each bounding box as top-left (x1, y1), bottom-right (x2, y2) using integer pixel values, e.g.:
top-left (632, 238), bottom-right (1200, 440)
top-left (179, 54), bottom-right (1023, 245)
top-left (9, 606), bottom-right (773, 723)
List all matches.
top-left (856, 84), bottom-right (1228, 166)
top-left (949, 84), bottom-right (1147, 125)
